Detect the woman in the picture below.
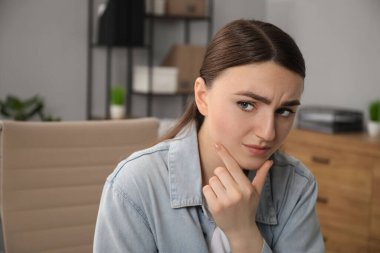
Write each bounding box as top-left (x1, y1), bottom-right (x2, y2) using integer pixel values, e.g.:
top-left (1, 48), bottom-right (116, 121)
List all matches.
top-left (94, 19), bottom-right (324, 252)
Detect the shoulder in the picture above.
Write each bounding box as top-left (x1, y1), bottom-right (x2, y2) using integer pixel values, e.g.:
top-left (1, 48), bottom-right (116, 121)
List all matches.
top-left (270, 151), bottom-right (317, 208)
top-left (272, 151), bottom-right (315, 184)
top-left (105, 140), bottom-right (171, 197)
top-left (98, 140), bottom-right (174, 222)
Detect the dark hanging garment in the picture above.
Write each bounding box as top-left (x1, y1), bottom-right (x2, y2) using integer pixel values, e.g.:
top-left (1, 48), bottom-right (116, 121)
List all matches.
top-left (97, 0), bottom-right (145, 47)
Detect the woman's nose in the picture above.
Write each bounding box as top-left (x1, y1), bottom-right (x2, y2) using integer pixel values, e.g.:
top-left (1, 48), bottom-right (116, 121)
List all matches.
top-left (255, 113), bottom-right (276, 142)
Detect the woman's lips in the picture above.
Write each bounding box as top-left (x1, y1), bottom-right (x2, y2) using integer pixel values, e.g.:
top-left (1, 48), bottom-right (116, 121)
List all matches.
top-left (243, 144), bottom-right (271, 156)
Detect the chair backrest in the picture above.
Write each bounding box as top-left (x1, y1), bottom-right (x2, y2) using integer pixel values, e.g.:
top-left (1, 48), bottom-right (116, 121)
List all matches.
top-left (0, 118), bottom-right (159, 253)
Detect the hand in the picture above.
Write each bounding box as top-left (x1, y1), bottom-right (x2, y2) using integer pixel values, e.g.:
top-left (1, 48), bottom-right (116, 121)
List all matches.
top-left (202, 143), bottom-right (273, 250)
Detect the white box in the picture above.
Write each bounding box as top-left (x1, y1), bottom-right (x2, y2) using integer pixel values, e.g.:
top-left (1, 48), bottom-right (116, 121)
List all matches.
top-left (133, 66), bottom-right (178, 94)
top-left (145, 0), bottom-right (166, 15)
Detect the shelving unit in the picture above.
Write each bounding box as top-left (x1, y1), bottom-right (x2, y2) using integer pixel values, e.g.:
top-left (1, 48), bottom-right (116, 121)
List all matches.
top-left (86, 0), bottom-right (213, 119)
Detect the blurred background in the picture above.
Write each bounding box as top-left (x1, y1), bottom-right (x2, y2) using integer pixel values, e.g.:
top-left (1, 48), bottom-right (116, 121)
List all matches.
top-left (0, 0), bottom-right (379, 121)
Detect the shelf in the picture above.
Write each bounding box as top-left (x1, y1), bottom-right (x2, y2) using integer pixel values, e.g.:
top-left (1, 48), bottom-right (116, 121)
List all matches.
top-left (91, 44), bottom-right (148, 49)
top-left (145, 14), bottom-right (211, 21)
top-left (132, 90), bottom-right (193, 96)
top-left (87, 0), bottom-right (213, 119)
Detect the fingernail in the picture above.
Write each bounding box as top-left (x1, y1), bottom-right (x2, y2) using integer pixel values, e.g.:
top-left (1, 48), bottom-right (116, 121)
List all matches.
top-left (214, 143), bottom-right (221, 150)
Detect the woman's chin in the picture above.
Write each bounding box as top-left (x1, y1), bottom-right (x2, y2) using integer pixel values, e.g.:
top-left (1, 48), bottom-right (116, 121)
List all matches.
top-left (239, 159), bottom-right (267, 171)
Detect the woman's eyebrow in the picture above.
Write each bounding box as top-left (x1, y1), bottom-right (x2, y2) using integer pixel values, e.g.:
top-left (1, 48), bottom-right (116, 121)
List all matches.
top-left (282, 100), bottom-right (301, 107)
top-left (234, 91), bottom-right (301, 106)
top-left (235, 91), bottom-right (271, 104)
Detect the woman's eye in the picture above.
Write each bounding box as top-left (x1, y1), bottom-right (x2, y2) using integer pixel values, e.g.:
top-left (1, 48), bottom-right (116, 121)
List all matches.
top-left (276, 108), bottom-right (295, 117)
top-left (237, 101), bottom-right (255, 111)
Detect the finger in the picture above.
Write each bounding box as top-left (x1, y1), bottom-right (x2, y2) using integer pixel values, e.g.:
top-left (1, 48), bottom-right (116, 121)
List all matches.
top-left (203, 185), bottom-right (221, 212)
top-left (213, 166), bottom-right (239, 191)
top-left (214, 143), bottom-right (250, 185)
top-left (208, 176), bottom-right (227, 199)
top-left (203, 184), bottom-right (217, 201)
top-left (252, 160), bottom-right (273, 196)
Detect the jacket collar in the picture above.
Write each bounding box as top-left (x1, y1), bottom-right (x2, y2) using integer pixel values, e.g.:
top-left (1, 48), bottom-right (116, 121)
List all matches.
top-left (167, 123), bottom-right (278, 225)
top-left (168, 123), bottom-right (204, 208)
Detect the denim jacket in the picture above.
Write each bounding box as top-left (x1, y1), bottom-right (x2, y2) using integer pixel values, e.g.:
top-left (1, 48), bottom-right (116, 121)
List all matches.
top-left (94, 124), bottom-right (325, 252)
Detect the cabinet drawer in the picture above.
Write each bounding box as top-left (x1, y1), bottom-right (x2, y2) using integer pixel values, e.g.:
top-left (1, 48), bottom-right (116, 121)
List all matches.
top-left (283, 142), bottom-right (372, 252)
top-left (371, 201), bottom-right (380, 242)
top-left (322, 230), bottom-right (369, 253)
top-left (284, 142), bottom-right (373, 199)
top-left (369, 238), bottom-right (380, 253)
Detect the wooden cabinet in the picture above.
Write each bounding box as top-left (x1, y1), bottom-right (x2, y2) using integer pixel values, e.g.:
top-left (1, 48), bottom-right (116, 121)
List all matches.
top-left (370, 164), bottom-right (380, 253)
top-left (282, 129), bottom-right (380, 253)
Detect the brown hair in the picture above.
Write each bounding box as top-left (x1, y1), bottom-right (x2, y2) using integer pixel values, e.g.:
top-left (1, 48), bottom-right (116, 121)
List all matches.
top-left (160, 19), bottom-right (305, 140)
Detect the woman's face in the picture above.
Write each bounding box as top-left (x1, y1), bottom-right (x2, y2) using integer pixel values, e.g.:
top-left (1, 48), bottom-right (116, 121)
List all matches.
top-left (196, 61), bottom-right (304, 170)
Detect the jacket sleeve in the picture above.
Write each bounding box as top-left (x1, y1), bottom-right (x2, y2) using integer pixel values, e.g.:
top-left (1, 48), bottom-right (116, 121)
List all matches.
top-left (93, 181), bottom-right (157, 252)
top-left (271, 177), bottom-right (325, 253)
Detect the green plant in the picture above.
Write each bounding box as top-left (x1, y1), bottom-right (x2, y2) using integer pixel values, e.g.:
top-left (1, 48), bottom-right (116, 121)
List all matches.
top-left (111, 86), bottom-right (126, 105)
top-left (0, 95), bottom-right (60, 121)
top-left (369, 100), bottom-right (380, 122)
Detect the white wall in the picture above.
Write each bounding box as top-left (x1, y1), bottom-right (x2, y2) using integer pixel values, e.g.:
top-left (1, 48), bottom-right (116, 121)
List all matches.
top-left (0, 0), bottom-right (87, 120)
top-left (266, 0), bottom-right (380, 118)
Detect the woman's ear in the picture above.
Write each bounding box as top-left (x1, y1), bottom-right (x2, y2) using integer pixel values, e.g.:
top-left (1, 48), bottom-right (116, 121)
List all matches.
top-left (194, 77), bottom-right (208, 116)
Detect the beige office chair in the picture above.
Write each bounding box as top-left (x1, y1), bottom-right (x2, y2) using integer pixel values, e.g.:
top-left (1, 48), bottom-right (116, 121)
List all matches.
top-left (0, 118), bottom-right (159, 253)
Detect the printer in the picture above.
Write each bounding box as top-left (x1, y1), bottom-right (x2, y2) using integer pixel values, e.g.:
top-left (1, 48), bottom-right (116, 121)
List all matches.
top-left (297, 105), bottom-right (364, 134)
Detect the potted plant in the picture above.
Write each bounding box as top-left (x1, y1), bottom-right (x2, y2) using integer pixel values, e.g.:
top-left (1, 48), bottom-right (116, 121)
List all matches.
top-left (368, 100), bottom-right (380, 137)
top-left (0, 95), bottom-right (60, 121)
top-left (110, 86), bottom-right (126, 119)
